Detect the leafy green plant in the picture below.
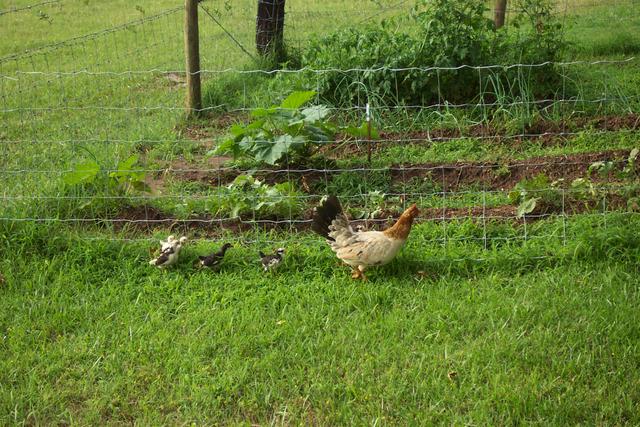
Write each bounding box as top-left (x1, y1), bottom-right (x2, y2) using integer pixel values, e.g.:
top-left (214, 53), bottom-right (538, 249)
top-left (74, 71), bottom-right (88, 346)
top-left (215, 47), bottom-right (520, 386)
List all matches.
top-left (170, 174), bottom-right (303, 220)
top-left (292, 0), bottom-right (565, 106)
top-left (588, 159), bottom-right (617, 178)
top-left (622, 148), bottom-right (639, 177)
top-left (589, 149), bottom-right (640, 211)
top-left (570, 177), bottom-right (598, 209)
top-left (508, 173), bottom-right (562, 218)
top-left (63, 153), bottom-right (149, 207)
top-left (220, 174), bottom-right (303, 218)
top-left (210, 91), bottom-right (336, 166)
top-left (347, 190), bottom-right (401, 220)
top-left (211, 90), bottom-right (379, 166)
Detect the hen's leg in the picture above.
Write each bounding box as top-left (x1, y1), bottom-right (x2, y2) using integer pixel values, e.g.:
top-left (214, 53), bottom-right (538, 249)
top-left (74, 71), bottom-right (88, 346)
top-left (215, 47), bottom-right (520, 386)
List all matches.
top-left (358, 265), bottom-right (367, 281)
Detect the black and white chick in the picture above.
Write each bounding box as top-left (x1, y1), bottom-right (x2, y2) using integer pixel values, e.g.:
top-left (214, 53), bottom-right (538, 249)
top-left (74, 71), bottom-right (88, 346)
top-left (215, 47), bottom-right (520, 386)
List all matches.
top-left (259, 248), bottom-right (285, 272)
top-left (160, 235), bottom-right (177, 253)
top-left (198, 243), bottom-right (233, 269)
top-left (149, 236), bottom-right (187, 268)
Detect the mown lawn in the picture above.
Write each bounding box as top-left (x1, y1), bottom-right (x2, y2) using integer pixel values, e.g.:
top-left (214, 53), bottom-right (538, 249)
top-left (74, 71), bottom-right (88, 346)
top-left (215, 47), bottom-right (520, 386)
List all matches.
top-left (1, 215), bottom-right (639, 424)
top-left (1, 0), bottom-right (640, 424)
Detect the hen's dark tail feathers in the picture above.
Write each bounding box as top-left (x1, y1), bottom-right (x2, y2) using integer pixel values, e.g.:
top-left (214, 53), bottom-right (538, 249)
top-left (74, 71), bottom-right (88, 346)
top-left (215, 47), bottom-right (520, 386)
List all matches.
top-left (259, 251), bottom-right (266, 259)
top-left (311, 195), bottom-right (342, 240)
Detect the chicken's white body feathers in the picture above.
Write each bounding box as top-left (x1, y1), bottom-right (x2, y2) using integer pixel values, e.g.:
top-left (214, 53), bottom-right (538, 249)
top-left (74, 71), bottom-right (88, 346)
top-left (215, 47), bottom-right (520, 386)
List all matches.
top-left (328, 216), bottom-right (407, 269)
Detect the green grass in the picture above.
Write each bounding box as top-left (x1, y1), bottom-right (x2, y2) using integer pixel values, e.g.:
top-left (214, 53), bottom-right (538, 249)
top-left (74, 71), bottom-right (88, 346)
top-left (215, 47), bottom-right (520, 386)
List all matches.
top-left (2, 0), bottom-right (640, 423)
top-left (348, 129), bottom-right (640, 167)
top-left (1, 214), bottom-right (639, 424)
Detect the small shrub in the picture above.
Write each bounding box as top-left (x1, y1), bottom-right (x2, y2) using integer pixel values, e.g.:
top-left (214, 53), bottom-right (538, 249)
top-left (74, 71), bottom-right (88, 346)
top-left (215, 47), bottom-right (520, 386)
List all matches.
top-left (347, 190), bottom-right (402, 220)
top-left (293, 0), bottom-right (565, 106)
top-left (211, 90), bottom-right (377, 167)
top-left (220, 174), bottom-right (303, 219)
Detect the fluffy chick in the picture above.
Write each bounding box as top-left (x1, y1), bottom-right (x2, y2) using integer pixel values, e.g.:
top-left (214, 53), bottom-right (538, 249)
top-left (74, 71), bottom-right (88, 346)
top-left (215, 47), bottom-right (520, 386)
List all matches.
top-left (259, 248), bottom-right (285, 272)
top-left (198, 243), bottom-right (233, 269)
top-left (150, 236), bottom-right (187, 268)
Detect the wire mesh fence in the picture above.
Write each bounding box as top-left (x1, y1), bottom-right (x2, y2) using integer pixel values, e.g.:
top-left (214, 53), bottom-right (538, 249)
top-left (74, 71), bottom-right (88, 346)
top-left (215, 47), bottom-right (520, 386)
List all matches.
top-left (1, 0), bottom-right (639, 260)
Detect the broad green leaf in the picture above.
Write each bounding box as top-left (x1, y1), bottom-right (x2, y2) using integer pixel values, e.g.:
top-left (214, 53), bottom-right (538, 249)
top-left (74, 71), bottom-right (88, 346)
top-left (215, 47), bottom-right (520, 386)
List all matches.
top-left (110, 154), bottom-right (139, 178)
top-left (305, 125), bottom-right (331, 144)
top-left (272, 109), bottom-right (296, 121)
top-left (516, 197), bottom-right (539, 218)
top-left (231, 174), bottom-right (255, 188)
top-left (301, 105), bottom-right (330, 123)
top-left (284, 121), bottom-right (304, 134)
top-left (280, 91), bottom-right (317, 110)
top-left (277, 134), bottom-right (306, 148)
top-left (208, 137), bottom-right (238, 157)
top-left (252, 135), bottom-right (304, 165)
top-left (251, 107), bottom-right (276, 118)
top-left (344, 121), bottom-right (380, 139)
top-left (246, 119), bottom-right (266, 130)
top-left (119, 154), bottom-right (138, 171)
top-left (230, 123), bottom-right (247, 137)
top-left (239, 136), bottom-right (257, 151)
top-left (64, 161), bottom-right (100, 185)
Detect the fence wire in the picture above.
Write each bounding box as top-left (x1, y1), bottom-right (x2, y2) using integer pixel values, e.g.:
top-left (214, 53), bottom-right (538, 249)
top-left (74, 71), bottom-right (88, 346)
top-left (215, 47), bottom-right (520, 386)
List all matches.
top-left (1, 0), bottom-right (639, 262)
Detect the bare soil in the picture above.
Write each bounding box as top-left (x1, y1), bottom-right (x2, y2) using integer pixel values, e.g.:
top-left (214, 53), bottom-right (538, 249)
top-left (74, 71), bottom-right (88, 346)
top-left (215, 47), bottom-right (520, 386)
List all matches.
top-left (115, 113), bottom-right (638, 234)
top-left (161, 149), bottom-right (632, 193)
top-left (391, 150), bottom-right (632, 192)
top-left (165, 112), bottom-right (639, 192)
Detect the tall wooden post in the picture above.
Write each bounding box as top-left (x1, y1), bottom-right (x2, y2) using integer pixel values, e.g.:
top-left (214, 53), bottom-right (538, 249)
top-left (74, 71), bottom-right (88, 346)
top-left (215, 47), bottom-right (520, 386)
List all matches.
top-left (184, 0), bottom-right (202, 115)
top-left (494, 0), bottom-right (507, 29)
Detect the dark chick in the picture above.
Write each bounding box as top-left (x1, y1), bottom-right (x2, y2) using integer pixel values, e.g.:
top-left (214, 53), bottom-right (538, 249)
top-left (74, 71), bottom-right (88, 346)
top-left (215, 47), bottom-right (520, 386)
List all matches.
top-left (259, 248), bottom-right (285, 272)
top-left (198, 243), bottom-right (233, 268)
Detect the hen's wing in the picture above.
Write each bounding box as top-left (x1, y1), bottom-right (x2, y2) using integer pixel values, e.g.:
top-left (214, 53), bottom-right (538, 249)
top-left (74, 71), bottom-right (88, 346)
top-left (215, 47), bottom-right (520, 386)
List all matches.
top-left (329, 228), bottom-right (404, 268)
top-left (150, 246), bottom-right (175, 266)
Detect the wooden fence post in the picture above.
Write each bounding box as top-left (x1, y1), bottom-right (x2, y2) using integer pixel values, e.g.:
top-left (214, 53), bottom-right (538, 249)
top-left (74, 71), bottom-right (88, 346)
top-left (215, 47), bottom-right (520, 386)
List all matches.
top-left (494, 0), bottom-right (507, 29)
top-left (256, 0), bottom-right (286, 60)
top-left (184, 0), bottom-right (202, 115)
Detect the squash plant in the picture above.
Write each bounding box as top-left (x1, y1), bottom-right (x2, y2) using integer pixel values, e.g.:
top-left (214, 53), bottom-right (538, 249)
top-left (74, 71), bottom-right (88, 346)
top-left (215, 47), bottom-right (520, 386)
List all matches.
top-left (211, 91), bottom-right (336, 166)
top-left (64, 153), bottom-right (149, 208)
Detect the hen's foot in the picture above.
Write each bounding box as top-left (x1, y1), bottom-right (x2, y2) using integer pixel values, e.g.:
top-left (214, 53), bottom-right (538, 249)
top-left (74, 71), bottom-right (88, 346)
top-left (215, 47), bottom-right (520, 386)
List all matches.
top-left (351, 268), bottom-right (367, 281)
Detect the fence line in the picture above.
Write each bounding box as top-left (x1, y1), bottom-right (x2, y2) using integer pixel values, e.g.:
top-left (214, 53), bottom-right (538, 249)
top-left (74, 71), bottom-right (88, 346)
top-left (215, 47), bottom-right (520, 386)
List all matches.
top-left (0, 0), bottom-right (61, 16)
top-left (1, 0), bottom-right (638, 259)
top-left (3, 57), bottom-right (635, 74)
top-left (3, 96), bottom-right (638, 113)
top-left (1, 153), bottom-right (636, 175)
top-left (0, 6), bottom-right (182, 64)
